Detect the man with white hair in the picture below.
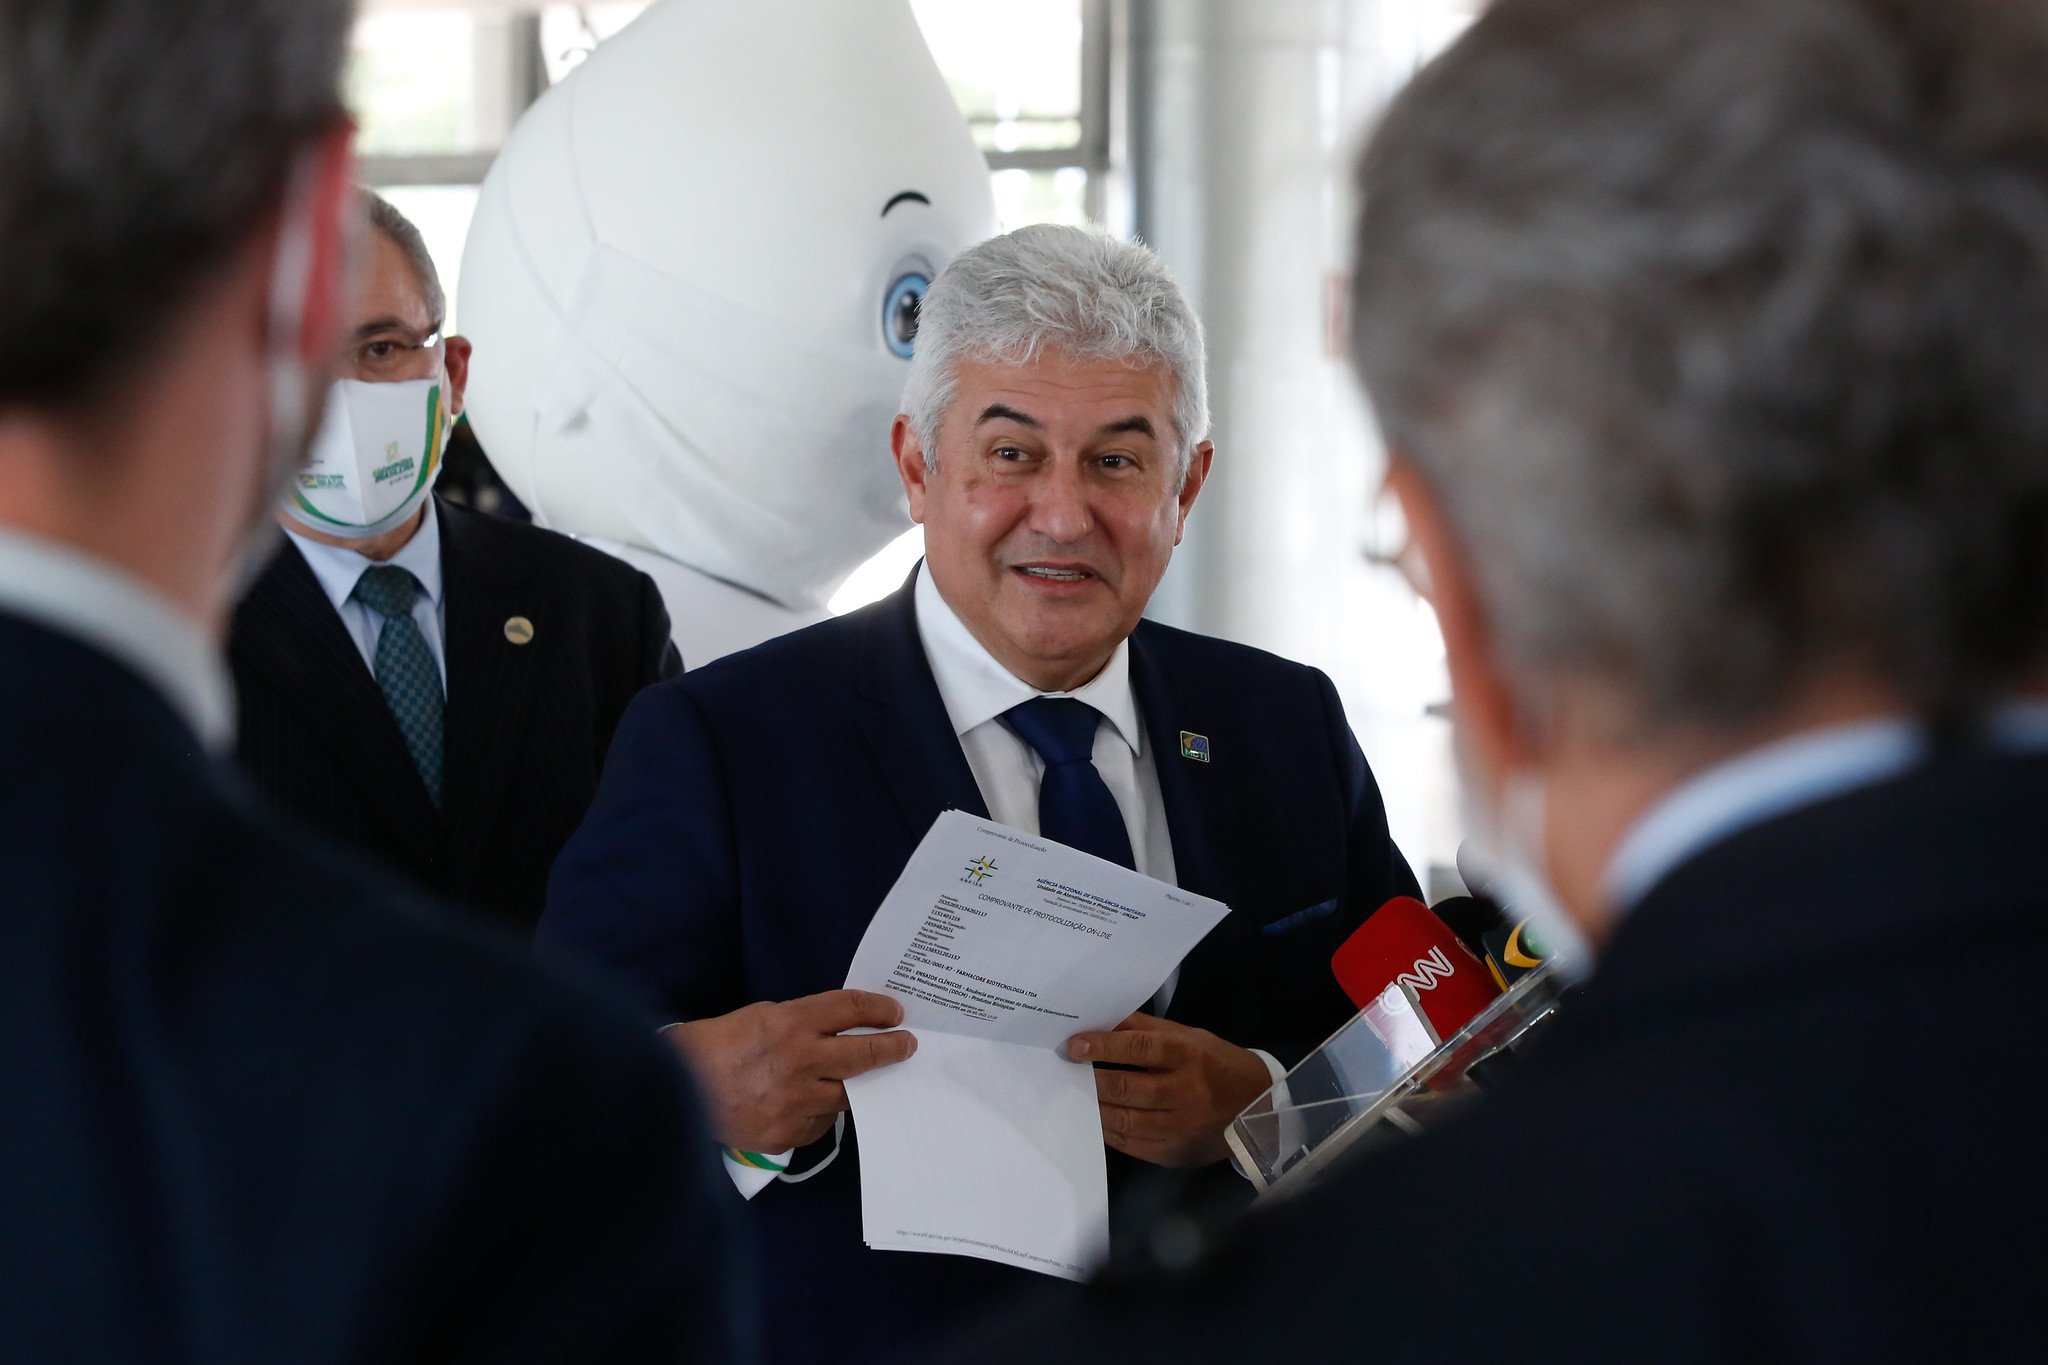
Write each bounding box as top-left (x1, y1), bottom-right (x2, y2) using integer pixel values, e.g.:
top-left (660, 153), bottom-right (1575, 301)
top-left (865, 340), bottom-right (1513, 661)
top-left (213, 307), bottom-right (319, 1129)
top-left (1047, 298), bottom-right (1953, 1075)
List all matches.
top-left (542, 223), bottom-right (1419, 1361)
top-left (966, 0), bottom-right (2048, 1359)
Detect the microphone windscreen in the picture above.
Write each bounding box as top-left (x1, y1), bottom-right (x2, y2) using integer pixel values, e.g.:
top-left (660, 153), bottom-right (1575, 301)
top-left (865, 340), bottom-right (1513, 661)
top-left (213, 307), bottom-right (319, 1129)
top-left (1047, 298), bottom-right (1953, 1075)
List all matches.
top-left (1332, 896), bottom-right (1502, 1042)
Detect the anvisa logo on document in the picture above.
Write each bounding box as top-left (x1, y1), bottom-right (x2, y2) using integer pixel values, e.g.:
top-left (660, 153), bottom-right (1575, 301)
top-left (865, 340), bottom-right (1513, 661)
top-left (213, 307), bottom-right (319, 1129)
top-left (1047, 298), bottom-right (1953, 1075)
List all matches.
top-left (961, 855), bottom-right (999, 886)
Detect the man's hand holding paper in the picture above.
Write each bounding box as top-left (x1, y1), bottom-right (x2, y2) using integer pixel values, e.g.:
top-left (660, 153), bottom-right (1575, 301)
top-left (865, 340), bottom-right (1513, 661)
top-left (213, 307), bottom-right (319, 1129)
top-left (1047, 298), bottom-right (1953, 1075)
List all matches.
top-left (1070, 1012), bottom-right (1275, 1168)
top-left (842, 810), bottom-right (1231, 1280)
top-left (665, 989), bottom-right (918, 1152)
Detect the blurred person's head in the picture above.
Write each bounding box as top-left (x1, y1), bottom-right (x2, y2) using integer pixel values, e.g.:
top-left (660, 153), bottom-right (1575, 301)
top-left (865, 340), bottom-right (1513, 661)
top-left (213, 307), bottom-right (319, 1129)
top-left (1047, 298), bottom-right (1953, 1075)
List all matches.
top-left (279, 191), bottom-right (471, 559)
top-left (1350, 0), bottom-right (2048, 942)
top-left (0, 0), bottom-right (358, 626)
top-left (892, 224), bottom-right (1213, 691)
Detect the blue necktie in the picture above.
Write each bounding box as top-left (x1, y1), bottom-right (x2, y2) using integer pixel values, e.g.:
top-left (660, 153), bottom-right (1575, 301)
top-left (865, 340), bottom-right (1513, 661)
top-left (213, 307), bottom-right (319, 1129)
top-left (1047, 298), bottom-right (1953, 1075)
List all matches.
top-left (351, 564), bottom-right (444, 807)
top-left (1003, 697), bottom-right (1136, 870)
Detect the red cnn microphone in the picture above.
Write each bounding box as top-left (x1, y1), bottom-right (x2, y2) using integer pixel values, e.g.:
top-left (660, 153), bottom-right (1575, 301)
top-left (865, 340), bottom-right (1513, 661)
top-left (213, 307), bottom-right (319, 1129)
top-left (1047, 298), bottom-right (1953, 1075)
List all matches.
top-left (1332, 896), bottom-right (1502, 1043)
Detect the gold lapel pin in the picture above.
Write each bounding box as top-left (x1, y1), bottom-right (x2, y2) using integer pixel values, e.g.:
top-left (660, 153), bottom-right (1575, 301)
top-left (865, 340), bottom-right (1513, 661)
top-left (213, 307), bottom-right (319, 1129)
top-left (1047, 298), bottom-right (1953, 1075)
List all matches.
top-left (503, 615), bottom-right (535, 646)
top-left (1179, 731), bottom-right (1211, 762)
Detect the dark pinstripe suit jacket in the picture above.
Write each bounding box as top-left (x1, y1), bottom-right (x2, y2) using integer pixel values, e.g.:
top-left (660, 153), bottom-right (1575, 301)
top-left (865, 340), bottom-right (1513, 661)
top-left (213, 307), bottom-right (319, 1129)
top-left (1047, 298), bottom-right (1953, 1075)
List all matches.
top-left (228, 497), bottom-right (680, 934)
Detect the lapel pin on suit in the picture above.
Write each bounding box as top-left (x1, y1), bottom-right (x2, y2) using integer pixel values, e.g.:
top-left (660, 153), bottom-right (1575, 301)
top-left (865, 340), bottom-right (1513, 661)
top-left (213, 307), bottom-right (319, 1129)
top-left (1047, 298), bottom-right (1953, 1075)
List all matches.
top-left (503, 616), bottom-right (535, 646)
top-left (1179, 731), bottom-right (1211, 763)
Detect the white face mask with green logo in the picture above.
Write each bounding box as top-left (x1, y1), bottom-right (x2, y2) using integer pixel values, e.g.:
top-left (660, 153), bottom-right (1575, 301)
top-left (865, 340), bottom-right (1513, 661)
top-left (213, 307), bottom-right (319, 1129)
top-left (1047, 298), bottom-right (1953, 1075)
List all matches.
top-left (280, 374), bottom-right (449, 539)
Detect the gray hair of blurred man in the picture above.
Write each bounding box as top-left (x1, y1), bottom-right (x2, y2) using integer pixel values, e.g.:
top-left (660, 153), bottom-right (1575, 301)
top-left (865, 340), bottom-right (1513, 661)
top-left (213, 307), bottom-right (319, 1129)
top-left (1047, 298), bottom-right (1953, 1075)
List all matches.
top-left (363, 190), bottom-right (447, 329)
top-left (901, 224), bottom-right (1210, 483)
top-left (1350, 0), bottom-right (2048, 736)
top-left (0, 0), bottom-right (353, 408)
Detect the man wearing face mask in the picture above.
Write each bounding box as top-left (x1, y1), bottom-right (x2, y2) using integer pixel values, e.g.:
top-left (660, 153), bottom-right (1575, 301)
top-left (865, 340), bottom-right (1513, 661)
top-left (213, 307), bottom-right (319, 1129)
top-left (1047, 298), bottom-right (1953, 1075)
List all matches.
top-left (0, 3), bottom-right (750, 1358)
top-left (229, 191), bottom-right (680, 934)
top-left (962, 0), bottom-right (2048, 1360)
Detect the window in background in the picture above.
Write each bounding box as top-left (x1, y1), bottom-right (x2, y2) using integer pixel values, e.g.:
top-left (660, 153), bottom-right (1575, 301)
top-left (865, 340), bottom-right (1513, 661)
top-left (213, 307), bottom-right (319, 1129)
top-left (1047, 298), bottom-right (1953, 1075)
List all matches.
top-left (349, 11), bottom-right (478, 156)
top-left (913, 0), bottom-right (1084, 153)
top-left (354, 0), bottom-right (1104, 317)
top-left (375, 185), bottom-right (483, 334)
top-left (353, 3), bottom-right (551, 333)
top-left (350, 0), bottom-right (1109, 617)
top-left (991, 167), bottom-right (1091, 231)
top-left (911, 0), bottom-right (1105, 230)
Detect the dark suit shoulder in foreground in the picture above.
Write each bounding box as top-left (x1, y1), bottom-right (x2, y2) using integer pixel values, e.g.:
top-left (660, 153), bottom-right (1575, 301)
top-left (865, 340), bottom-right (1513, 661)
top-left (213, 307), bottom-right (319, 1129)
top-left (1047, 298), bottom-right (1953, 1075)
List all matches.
top-left (0, 611), bottom-right (747, 1363)
top-left (958, 749), bottom-right (2048, 1363)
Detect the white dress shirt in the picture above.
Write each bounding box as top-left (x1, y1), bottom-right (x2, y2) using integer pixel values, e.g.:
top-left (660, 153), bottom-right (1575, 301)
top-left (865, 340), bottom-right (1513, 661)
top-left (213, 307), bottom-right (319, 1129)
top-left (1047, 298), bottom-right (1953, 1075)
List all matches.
top-left (0, 529), bottom-right (234, 750)
top-left (915, 565), bottom-right (1179, 1013)
top-left (914, 563), bottom-right (1178, 886)
top-left (282, 499), bottom-right (448, 689)
top-left (913, 565), bottom-right (1289, 1111)
top-left (1603, 703), bottom-right (2048, 918)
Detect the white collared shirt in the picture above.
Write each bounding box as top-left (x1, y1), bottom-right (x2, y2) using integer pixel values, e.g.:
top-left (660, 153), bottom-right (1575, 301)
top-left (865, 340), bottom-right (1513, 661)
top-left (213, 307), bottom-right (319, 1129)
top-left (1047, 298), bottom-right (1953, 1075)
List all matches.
top-left (914, 569), bottom-right (1289, 1109)
top-left (282, 500), bottom-right (448, 689)
top-left (913, 562), bottom-right (1178, 889)
top-left (1602, 704), bottom-right (2048, 917)
top-left (915, 562), bottom-right (1210, 1024)
top-left (0, 528), bottom-right (234, 750)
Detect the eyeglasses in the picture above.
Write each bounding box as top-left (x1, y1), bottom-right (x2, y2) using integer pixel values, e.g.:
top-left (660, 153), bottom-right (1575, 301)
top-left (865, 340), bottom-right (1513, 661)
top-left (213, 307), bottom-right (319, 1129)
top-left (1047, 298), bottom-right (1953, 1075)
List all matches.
top-left (1362, 538), bottom-right (1433, 601)
top-left (347, 323), bottom-right (444, 383)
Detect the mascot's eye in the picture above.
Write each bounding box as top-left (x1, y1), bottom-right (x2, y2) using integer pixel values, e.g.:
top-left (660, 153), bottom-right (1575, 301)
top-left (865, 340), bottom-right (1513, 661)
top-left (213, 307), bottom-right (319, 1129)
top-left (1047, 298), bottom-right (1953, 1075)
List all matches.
top-left (883, 272), bottom-right (930, 359)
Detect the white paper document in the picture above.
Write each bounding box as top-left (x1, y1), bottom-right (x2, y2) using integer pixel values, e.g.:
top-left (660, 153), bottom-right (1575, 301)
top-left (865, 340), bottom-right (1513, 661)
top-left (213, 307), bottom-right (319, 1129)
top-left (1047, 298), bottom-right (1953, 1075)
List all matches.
top-left (843, 810), bottom-right (1229, 1280)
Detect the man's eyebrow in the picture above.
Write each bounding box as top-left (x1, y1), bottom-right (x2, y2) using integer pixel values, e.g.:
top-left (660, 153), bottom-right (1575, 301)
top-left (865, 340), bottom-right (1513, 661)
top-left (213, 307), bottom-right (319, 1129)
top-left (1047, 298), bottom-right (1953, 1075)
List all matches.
top-left (353, 316), bottom-right (440, 341)
top-left (881, 190), bottom-right (931, 217)
top-left (1096, 415), bottom-right (1156, 439)
top-left (975, 403), bottom-right (1041, 428)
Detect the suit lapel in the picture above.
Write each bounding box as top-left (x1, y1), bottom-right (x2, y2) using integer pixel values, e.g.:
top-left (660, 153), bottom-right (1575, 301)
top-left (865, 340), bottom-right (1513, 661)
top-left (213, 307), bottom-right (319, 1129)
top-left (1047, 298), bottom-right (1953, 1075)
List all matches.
top-left (230, 541), bottom-right (441, 864)
top-left (1128, 624), bottom-right (1256, 1022)
top-left (437, 500), bottom-right (543, 887)
top-left (855, 571), bottom-right (990, 834)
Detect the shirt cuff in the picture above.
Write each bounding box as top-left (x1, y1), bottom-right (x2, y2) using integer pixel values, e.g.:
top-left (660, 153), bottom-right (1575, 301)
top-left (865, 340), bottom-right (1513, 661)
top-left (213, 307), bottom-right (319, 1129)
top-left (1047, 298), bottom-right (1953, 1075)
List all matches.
top-left (722, 1148), bottom-right (793, 1200)
top-left (716, 1119), bottom-right (849, 1199)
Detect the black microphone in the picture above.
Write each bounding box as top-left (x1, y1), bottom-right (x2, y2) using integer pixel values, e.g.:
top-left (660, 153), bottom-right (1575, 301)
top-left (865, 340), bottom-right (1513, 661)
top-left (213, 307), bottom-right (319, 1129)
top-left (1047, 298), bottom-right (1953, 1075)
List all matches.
top-left (1429, 893), bottom-right (1506, 962)
top-left (1454, 840), bottom-right (1495, 899)
top-left (1454, 840), bottom-right (1575, 988)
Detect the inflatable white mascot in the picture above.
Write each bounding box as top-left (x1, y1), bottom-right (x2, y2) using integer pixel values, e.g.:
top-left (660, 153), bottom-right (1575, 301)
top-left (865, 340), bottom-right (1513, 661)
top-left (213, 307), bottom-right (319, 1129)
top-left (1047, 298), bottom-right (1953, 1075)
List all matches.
top-left (458, 0), bottom-right (997, 665)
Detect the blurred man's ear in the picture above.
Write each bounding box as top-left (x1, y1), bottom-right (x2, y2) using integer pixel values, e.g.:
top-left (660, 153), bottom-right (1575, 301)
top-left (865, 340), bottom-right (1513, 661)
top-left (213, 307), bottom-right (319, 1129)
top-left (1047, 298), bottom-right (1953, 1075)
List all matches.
top-left (443, 335), bottom-right (473, 417)
top-left (1385, 457), bottom-right (1529, 803)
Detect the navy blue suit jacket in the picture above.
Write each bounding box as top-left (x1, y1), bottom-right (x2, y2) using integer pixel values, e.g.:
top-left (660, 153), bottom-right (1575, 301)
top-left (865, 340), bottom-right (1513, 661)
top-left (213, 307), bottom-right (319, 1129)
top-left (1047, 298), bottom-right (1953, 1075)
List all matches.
top-left (540, 575), bottom-right (1418, 1361)
top-left (0, 609), bottom-right (751, 1362)
top-left (961, 747), bottom-right (2048, 1362)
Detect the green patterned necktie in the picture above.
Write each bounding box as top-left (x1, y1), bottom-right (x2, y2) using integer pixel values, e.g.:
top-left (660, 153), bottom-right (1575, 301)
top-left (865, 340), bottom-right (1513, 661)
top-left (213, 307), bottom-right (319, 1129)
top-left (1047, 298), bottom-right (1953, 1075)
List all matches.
top-left (351, 564), bottom-right (444, 807)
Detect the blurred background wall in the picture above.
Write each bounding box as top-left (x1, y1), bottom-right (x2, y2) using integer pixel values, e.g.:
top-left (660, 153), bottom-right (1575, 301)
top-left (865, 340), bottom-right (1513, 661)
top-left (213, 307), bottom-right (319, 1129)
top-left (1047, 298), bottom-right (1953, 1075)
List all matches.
top-left (352, 0), bottom-right (1482, 893)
